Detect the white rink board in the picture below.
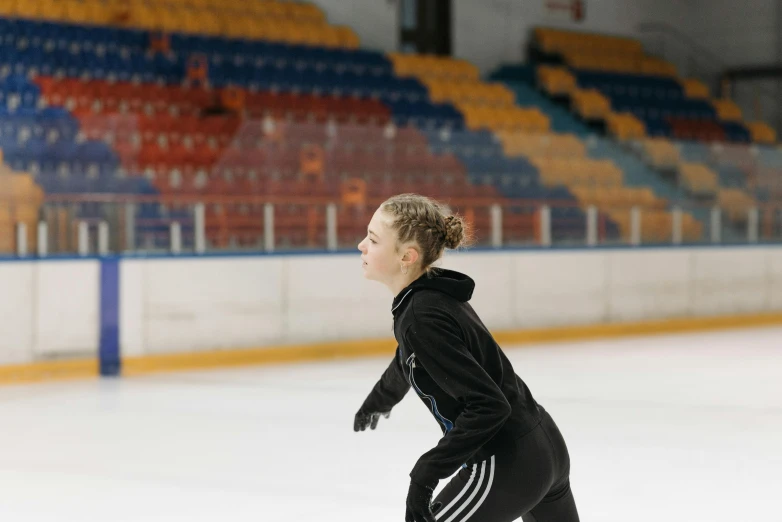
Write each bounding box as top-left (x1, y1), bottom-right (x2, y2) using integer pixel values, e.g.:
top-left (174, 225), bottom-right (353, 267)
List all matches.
top-left (3, 247), bottom-right (782, 362)
top-left (0, 260), bottom-right (100, 365)
top-left (118, 246), bottom-right (782, 357)
top-left (0, 263), bottom-right (35, 365)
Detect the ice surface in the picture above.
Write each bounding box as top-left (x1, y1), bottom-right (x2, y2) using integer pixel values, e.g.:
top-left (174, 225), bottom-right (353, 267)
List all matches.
top-left (0, 326), bottom-right (780, 521)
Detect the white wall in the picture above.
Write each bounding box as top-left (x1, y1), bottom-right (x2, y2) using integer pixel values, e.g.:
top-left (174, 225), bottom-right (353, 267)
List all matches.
top-left (684, 0), bottom-right (779, 68)
top-left (309, 0), bottom-right (780, 80)
top-left (681, 0), bottom-right (781, 130)
top-left (3, 247), bottom-right (782, 365)
top-left (0, 260), bottom-right (99, 365)
top-left (309, 0), bottom-right (398, 54)
top-left (453, 0), bottom-right (675, 75)
top-left (118, 247), bottom-right (782, 359)
top-left (308, 0), bottom-right (691, 74)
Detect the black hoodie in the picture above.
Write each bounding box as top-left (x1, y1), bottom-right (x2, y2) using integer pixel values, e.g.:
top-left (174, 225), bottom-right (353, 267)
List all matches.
top-left (360, 268), bottom-right (543, 489)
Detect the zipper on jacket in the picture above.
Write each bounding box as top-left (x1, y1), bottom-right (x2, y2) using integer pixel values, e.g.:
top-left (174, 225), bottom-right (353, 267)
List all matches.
top-left (406, 353), bottom-right (454, 435)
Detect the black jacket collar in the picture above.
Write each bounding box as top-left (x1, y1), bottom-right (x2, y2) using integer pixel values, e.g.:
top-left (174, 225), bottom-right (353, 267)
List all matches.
top-left (391, 268), bottom-right (475, 317)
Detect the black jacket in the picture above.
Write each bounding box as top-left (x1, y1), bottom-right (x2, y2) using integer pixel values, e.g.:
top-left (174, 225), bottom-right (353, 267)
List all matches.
top-left (360, 268), bottom-right (542, 489)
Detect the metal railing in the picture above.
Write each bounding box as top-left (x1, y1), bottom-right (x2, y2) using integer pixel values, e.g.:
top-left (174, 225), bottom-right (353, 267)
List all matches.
top-left (5, 196), bottom-right (782, 258)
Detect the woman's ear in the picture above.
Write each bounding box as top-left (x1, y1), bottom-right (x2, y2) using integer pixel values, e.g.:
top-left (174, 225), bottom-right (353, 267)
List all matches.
top-left (402, 245), bottom-right (420, 266)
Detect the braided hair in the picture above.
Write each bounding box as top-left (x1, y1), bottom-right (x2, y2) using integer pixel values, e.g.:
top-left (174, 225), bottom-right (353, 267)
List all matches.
top-left (381, 193), bottom-right (469, 273)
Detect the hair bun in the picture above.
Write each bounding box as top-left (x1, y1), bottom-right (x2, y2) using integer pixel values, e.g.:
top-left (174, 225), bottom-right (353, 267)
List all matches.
top-left (443, 215), bottom-right (465, 249)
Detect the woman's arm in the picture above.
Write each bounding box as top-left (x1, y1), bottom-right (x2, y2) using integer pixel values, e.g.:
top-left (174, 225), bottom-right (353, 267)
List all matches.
top-left (359, 345), bottom-right (411, 414)
top-left (404, 310), bottom-right (511, 488)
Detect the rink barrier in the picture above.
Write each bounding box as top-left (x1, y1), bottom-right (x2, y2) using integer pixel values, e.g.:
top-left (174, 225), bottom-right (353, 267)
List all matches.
top-left (99, 258), bottom-right (121, 377)
top-left (3, 310), bottom-right (782, 385)
top-left (115, 310), bottom-right (782, 373)
top-left (4, 245), bottom-right (782, 385)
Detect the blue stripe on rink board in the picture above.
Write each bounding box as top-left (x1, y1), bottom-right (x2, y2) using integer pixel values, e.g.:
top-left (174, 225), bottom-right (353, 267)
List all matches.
top-left (99, 259), bottom-right (121, 377)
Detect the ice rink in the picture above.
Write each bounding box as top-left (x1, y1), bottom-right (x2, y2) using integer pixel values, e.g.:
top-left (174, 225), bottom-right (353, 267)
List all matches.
top-left (0, 326), bottom-right (780, 521)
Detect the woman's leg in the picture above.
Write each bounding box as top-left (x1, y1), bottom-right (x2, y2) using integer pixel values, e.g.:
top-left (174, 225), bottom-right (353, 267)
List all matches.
top-left (521, 480), bottom-right (579, 522)
top-left (430, 425), bottom-right (552, 522)
top-left (522, 409), bottom-right (580, 521)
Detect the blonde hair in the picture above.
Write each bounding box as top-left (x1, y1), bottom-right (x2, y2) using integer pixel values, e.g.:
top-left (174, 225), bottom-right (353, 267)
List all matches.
top-left (381, 193), bottom-right (470, 272)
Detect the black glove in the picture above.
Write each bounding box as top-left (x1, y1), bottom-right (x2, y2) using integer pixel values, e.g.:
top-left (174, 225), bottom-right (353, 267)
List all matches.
top-left (405, 480), bottom-right (436, 522)
top-left (353, 409), bottom-right (391, 432)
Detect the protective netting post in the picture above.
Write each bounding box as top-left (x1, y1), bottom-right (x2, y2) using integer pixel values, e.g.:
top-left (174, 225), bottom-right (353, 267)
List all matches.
top-left (326, 203), bottom-right (337, 251)
top-left (264, 203), bottom-right (275, 253)
top-left (194, 203), bottom-right (206, 254)
top-left (672, 206), bottom-right (682, 245)
top-left (748, 207), bottom-right (759, 243)
top-left (586, 205), bottom-right (598, 246)
top-left (125, 203), bottom-right (136, 253)
top-left (630, 206), bottom-right (641, 246)
top-left (15, 222), bottom-right (27, 257)
top-left (98, 222), bottom-right (109, 256)
top-left (540, 205), bottom-right (551, 247)
top-left (37, 222), bottom-right (48, 257)
top-left (170, 222), bottom-right (182, 254)
top-left (78, 221), bottom-right (89, 256)
top-left (490, 204), bottom-right (502, 248)
top-left (711, 206), bottom-right (721, 244)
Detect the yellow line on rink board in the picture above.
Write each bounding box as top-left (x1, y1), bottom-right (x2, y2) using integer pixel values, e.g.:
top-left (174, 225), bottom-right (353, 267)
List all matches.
top-left (492, 311), bottom-right (782, 346)
top-left (0, 359), bottom-right (98, 385)
top-left (4, 311), bottom-right (782, 385)
top-left (121, 338), bottom-right (398, 376)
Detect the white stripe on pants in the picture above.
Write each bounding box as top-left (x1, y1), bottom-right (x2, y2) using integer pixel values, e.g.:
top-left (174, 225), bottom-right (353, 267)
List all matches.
top-left (436, 456), bottom-right (496, 522)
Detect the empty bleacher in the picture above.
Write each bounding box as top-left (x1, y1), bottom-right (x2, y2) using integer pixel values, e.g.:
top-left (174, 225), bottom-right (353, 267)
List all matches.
top-left (11, 10), bottom-right (779, 251)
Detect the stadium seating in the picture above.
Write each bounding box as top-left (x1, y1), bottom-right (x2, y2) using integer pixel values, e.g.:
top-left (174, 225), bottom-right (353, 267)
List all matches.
top-left (16, 10), bottom-right (782, 248)
top-left (0, 0), bottom-right (356, 48)
top-left (523, 28), bottom-right (776, 147)
top-left (389, 52), bottom-right (533, 133)
top-left (490, 27), bottom-right (782, 241)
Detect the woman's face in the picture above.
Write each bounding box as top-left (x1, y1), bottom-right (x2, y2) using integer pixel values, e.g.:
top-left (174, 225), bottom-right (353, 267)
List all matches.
top-left (357, 208), bottom-right (402, 285)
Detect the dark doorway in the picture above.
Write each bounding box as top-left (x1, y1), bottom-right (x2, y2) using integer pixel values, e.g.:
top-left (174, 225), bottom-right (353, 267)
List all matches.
top-left (399, 0), bottom-right (451, 55)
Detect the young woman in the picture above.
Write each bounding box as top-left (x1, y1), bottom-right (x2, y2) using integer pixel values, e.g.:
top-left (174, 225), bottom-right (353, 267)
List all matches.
top-left (354, 194), bottom-right (580, 522)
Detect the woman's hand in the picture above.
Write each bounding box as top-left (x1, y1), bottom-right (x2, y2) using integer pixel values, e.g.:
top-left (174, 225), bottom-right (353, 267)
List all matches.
top-left (353, 409), bottom-right (391, 431)
top-left (405, 480), bottom-right (436, 522)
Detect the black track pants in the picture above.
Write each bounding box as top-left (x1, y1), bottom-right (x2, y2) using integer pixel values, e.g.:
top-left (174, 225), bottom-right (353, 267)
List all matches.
top-left (431, 408), bottom-right (579, 522)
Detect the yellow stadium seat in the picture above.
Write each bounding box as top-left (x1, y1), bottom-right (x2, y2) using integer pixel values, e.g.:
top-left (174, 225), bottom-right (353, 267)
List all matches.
top-left (318, 26), bottom-right (341, 47)
top-left (641, 138), bottom-right (680, 170)
top-left (130, 2), bottom-right (157, 30)
top-left (681, 78), bottom-right (710, 99)
top-left (294, 3), bottom-right (326, 23)
top-left (334, 26), bottom-right (360, 49)
top-left (606, 112), bottom-right (646, 141)
top-left (269, 2), bottom-right (291, 18)
top-left (678, 162), bottom-right (719, 196)
top-left (15, 0), bottom-right (41, 19)
top-left (537, 65), bottom-right (576, 96)
top-left (84, 1), bottom-right (110, 24)
top-left (712, 98), bottom-right (743, 121)
top-left (202, 12), bottom-right (223, 36)
top-left (747, 122), bottom-right (777, 144)
top-left (535, 28), bottom-right (643, 57)
top-left (66, 0), bottom-right (91, 24)
top-left (499, 132), bottom-right (587, 159)
top-left (159, 5), bottom-right (186, 32)
top-left (0, 0), bottom-right (16, 16)
top-left (571, 88), bottom-right (610, 120)
top-left (717, 188), bottom-right (756, 223)
top-left (637, 58), bottom-right (672, 76)
top-left (262, 21), bottom-right (287, 43)
top-left (225, 14), bottom-right (252, 38)
top-left (303, 25), bottom-right (329, 46)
